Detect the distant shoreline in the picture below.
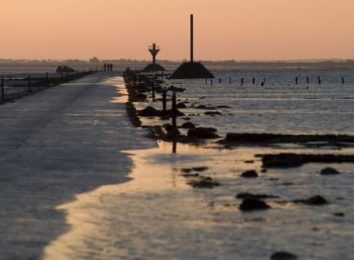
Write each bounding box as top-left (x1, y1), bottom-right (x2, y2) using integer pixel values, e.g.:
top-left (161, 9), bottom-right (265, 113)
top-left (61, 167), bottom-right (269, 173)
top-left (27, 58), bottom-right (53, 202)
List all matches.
top-left (1, 59), bottom-right (354, 72)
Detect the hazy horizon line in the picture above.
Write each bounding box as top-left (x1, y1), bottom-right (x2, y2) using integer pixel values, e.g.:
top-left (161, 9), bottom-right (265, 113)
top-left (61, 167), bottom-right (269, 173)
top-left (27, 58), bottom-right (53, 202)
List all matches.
top-left (1, 58), bottom-right (354, 63)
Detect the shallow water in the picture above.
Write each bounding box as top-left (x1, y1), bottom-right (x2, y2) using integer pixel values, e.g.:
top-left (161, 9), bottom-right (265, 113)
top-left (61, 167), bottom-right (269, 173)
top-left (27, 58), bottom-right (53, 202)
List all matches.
top-left (45, 69), bottom-right (354, 259)
top-left (138, 69), bottom-right (354, 136)
top-left (44, 141), bottom-right (354, 259)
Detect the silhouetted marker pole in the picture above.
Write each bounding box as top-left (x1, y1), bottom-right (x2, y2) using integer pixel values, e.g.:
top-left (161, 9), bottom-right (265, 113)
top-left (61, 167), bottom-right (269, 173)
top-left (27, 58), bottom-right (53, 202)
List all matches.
top-left (190, 14), bottom-right (194, 63)
top-left (152, 83), bottom-right (156, 102)
top-left (162, 87), bottom-right (167, 113)
top-left (45, 72), bottom-right (49, 83)
top-left (27, 75), bottom-right (32, 92)
top-left (342, 77), bottom-right (345, 85)
top-left (171, 89), bottom-right (177, 153)
top-left (149, 43), bottom-right (160, 65)
top-left (1, 77), bottom-right (4, 101)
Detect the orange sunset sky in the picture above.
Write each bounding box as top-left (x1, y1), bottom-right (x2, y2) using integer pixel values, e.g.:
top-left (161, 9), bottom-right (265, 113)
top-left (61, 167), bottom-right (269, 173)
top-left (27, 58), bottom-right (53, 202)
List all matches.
top-left (0, 0), bottom-right (353, 61)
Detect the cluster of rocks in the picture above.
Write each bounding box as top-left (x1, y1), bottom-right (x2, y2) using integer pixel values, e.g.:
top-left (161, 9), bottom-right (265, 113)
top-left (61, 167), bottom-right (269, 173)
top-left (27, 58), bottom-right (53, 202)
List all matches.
top-left (178, 166), bottom-right (221, 189)
top-left (236, 192), bottom-right (330, 212)
top-left (187, 176), bottom-right (221, 189)
top-left (259, 153), bottom-right (354, 168)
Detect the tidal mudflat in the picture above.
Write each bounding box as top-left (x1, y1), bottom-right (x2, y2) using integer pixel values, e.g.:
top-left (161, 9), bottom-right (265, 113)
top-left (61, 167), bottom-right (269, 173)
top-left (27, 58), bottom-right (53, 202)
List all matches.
top-left (44, 69), bottom-right (354, 259)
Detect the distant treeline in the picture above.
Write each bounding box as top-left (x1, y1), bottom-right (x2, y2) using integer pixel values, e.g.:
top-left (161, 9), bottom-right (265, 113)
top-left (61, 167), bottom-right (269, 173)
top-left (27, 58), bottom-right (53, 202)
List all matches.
top-left (0, 58), bottom-right (354, 71)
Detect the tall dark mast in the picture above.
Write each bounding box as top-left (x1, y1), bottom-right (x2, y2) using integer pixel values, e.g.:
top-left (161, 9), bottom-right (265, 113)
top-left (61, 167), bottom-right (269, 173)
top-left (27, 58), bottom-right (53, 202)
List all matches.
top-left (170, 14), bottom-right (214, 79)
top-left (190, 14), bottom-right (194, 63)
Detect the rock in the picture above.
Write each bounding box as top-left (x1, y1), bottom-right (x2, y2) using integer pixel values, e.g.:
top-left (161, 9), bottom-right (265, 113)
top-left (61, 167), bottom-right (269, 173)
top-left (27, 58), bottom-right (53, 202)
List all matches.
top-left (320, 167), bottom-right (341, 175)
top-left (196, 105), bottom-right (216, 110)
top-left (271, 251), bottom-right (298, 260)
top-left (282, 182), bottom-right (294, 186)
top-left (56, 65), bottom-right (75, 73)
top-left (181, 168), bottom-right (192, 173)
top-left (205, 111), bottom-right (222, 116)
top-left (241, 170), bottom-right (259, 178)
top-left (260, 153), bottom-right (354, 169)
top-left (239, 198), bottom-right (271, 211)
top-left (217, 105), bottom-right (231, 109)
top-left (187, 176), bottom-right (221, 189)
top-left (261, 168), bottom-right (268, 173)
top-left (181, 167), bottom-right (208, 173)
top-left (236, 193), bottom-right (279, 200)
top-left (192, 167), bottom-right (208, 172)
top-left (163, 124), bottom-right (181, 136)
top-left (245, 160), bottom-right (255, 164)
top-left (187, 127), bottom-right (219, 139)
top-left (138, 106), bottom-right (161, 117)
top-left (176, 102), bottom-right (187, 108)
top-left (161, 109), bottom-right (185, 118)
top-left (135, 93), bottom-right (147, 101)
top-left (333, 212), bottom-right (345, 217)
top-left (294, 195), bottom-right (329, 206)
top-left (168, 86), bottom-right (185, 92)
top-left (180, 122), bottom-right (195, 129)
top-left (268, 178), bottom-right (279, 181)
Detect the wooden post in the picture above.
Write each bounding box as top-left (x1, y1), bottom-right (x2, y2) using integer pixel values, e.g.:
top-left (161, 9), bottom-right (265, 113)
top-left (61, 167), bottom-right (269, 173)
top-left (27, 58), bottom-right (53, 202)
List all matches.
top-left (1, 77), bottom-right (4, 101)
top-left (162, 87), bottom-right (167, 113)
top-left (152, 83), bottom-right (156, 102)
top-left (28, 75), bottom-right (32, 92)
top-left (171, 89), bottom-right (177, 153)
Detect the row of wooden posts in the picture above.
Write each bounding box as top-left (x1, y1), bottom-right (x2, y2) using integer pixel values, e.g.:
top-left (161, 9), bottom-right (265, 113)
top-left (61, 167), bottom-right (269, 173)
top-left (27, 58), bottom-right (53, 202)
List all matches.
top-left (150, 83), bottom-right (178, 153)
top-left (206, 76), bottom-right (347, 86)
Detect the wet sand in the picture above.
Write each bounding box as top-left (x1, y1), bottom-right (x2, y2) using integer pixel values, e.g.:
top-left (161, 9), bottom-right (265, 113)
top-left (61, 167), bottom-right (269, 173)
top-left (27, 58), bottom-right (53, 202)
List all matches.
top-left (43, 140), bottom-right (354, 259)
